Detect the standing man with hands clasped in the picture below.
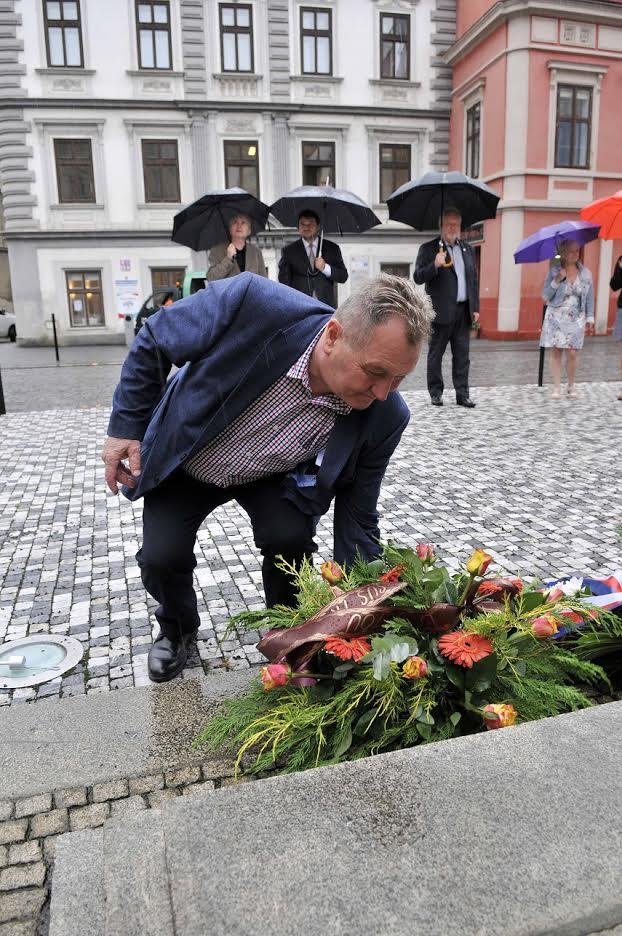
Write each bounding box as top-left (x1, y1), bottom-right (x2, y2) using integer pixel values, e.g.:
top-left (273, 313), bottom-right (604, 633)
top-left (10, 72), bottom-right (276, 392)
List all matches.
top-left (101, 273), bottom-right (433, 683)
top-left (278, 210), bottom-right (348, 308)
top-left (414, 209), bottom-right (480, 408)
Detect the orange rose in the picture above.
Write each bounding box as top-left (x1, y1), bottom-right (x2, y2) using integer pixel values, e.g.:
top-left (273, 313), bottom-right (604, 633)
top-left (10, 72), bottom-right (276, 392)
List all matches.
top-left (320, 560), bottom-right (344, 585)
top-left (483, 703), bottom-right (517, 730)
top-left (466, 548), bottom-right (493, 576)
top-left (402, 656), bottom-right (428, 679)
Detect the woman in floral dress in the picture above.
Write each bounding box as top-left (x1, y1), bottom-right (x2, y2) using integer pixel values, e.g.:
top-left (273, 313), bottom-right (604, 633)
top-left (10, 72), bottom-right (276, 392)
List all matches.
top-left (540, 239), bottom-right (595, 400)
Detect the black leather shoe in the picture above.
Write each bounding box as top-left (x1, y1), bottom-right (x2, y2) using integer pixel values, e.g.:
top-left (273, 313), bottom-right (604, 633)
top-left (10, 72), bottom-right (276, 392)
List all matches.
top-left (430, 395), bottom-right (443, 407)
top-left (456, 397), bottom-right (476, 408)
top-left (148, 632), bottom-right (196, 683)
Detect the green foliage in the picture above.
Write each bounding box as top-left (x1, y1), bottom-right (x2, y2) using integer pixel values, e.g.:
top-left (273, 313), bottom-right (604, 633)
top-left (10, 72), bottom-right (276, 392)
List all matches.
top-left (363, 632), bottom-right (419, 680)
top-left (199, 547), bottom-right (622, 778)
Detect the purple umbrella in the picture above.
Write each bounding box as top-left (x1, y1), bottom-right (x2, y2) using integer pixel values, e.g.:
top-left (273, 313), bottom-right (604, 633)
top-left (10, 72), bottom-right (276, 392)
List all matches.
top-left (514, 219), bottom-right (600, 264)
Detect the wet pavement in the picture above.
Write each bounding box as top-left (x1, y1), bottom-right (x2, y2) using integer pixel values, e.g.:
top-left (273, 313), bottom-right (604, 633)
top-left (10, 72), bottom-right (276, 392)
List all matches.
top-left (0, 379), bottom-right (620, 708)
top-left (0, 334), bottom-right (620, 413)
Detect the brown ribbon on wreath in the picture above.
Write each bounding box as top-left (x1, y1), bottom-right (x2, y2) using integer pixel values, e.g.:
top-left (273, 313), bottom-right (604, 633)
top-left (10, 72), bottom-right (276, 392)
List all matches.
top-left (256, 581), bottom-right (464, 674)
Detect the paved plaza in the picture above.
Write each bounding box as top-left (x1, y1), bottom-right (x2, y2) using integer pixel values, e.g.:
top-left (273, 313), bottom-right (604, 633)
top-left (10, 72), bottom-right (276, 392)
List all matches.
top-left (1, 377), bottom-right (620, 708)
top-left (0, 334), bottom-right (620, 413)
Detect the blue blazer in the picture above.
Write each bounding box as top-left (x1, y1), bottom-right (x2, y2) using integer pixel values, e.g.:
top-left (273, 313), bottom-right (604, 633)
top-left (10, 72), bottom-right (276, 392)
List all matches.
top-left (108, 273), bottom-right (410, 565)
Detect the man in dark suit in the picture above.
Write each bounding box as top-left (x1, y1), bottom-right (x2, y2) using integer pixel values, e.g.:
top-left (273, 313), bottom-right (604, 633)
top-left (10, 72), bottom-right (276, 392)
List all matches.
top-left (102, 273), bottom-right (433, 682)
top-left (414, 209), bottom-right (480, 408)
top-left (278, 210), bottom-right (348, 308)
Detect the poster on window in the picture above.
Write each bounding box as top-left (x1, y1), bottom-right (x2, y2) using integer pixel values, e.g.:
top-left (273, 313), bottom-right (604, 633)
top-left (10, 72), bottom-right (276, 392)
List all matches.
top-left (114, 278), bottom-right (140, 318)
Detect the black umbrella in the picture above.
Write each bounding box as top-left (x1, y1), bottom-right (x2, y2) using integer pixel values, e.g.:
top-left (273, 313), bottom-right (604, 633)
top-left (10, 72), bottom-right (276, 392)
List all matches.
top-left (387, 171), bottom-right (500, 230)
top-left (270, 185), bottom-right (380, 240)
top-left (171, 187), bottom-right (270, 251)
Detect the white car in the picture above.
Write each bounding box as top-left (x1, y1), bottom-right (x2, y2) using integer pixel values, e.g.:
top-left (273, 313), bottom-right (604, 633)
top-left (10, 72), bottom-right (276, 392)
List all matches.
top-left (0, 309), bottom-right (16, 342)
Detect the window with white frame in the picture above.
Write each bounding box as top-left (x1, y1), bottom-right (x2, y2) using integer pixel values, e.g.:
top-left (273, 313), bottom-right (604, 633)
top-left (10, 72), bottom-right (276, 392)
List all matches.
top-left (135, 1), bottom-right (172, 70)
top-left (141, 139), bottom-right (180, 202)
top-left (219, 4), bottom-right (254, 72)
top-left (66, 270), bottom-right (104, 327)
top-left (380, 13), bottom-right (410, 80)
top-left (54, 138), bottom-right (95, 203)
top-left (300, 7), bottom-right (332, 75)
top-left (555, 85), bottom-right (591, 169)
top-left (379, 143), bottom-right (410, 202)
top-left (43, 0), bottom-right (84, 67)
top-left (224, 140), bottom-right (259, 197)
top-left (465, 102), bottom-right (481, 178)
top-left (302, 141), bottom-right (335, 186)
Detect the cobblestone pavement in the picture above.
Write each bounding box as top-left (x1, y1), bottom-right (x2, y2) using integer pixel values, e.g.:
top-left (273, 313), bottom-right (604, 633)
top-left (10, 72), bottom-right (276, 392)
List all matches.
top-left (1, 335), bottom-right (620, 412)
top-left (1, 383), bottom-right (620, 707)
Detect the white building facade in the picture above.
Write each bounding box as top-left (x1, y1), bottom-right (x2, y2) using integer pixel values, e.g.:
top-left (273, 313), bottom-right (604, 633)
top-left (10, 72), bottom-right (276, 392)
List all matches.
top-left (0, 0), bottom-right (455, 345)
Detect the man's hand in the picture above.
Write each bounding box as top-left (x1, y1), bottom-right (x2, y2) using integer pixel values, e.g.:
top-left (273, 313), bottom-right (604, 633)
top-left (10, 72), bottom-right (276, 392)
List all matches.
top-left (434, 249), bottom-right (447, 269)
top-left (473, 312), bottom-right (480, 323)
top-left (102, 436), bottom-right (142, 494)
top-left (226, 242), bottom-right (237, 260)
top-left (314, 256), bottom-right (326, 272)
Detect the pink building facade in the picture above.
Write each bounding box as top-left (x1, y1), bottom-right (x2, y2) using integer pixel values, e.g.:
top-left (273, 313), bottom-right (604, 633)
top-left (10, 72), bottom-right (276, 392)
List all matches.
top-left (446, 0), bottom-right (622, 338)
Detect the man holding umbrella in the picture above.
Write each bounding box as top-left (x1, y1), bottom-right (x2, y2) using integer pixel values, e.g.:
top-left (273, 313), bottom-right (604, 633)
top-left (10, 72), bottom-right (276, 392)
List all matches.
top-left (278, 210), bottom-right (348, 308)
top-left (414, 209), bottom-right (480, 408)
top-left (388, 171), bottom-right (499, 409)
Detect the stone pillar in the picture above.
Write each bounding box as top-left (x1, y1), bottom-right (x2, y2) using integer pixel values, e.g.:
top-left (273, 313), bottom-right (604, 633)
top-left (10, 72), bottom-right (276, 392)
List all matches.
top-left (271, 114), bottom-right (290, 198)
top-left (497, 18), bottom-right (530, 333)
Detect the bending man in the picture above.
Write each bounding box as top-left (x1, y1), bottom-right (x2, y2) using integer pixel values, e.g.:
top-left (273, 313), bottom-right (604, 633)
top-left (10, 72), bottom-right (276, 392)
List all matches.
top-left (102, 274), bottom-right (433, 682)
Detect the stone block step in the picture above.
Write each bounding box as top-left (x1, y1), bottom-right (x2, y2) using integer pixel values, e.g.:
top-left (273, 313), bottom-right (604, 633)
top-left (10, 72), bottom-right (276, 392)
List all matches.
top-left (104, 810), bottom-right (174, 936)
top-left (50, 701), bottom-right (622, 936)
top-left (49, 828), bottom-right (104, 936)
top-left (0, 670), bottom-right (253, 800)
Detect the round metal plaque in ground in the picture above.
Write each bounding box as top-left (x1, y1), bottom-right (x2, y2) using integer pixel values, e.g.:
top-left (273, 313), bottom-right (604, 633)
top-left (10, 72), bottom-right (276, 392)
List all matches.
top-left (0, 635), bottom-right (83, 689)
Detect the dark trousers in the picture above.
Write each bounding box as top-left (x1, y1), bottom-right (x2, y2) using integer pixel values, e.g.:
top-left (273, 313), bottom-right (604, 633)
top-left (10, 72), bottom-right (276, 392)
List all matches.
top-left (427, 302), bottom-right (471, 399)
top-left (137, 470), bottom-right (317, 640)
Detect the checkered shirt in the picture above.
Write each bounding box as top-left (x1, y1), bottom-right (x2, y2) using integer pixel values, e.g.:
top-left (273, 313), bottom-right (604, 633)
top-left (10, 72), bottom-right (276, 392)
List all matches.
top-left (183, 331), bottom-right (351, 487)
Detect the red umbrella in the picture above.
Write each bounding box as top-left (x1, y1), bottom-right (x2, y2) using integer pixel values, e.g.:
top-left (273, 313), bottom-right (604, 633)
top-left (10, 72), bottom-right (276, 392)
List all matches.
top-left (580, 190), bottom-right (622, 239)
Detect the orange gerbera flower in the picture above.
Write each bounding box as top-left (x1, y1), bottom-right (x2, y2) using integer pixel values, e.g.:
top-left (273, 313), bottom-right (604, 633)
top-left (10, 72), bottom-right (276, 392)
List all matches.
top-left (437, 631), bottom-right (494, 668)
top-left (324, 636), bottom-right (371, 662)
top-left (379, 564), bottom-right (405, 583)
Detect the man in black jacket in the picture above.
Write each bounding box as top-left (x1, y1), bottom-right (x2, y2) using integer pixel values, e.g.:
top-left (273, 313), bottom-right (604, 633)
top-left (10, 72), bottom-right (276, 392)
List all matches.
top-left (414, 209), bottom-right (479, 408)
top-left (278, 210), bottom-right (348, 308)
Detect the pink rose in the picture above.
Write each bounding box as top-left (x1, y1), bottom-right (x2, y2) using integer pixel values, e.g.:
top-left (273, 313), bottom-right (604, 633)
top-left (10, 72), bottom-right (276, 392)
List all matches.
top-left (532, 615), bottom-right (558, 638)
top-left (260, 663), bottom-right (291, 691)
top-left (416, 543), bottom-right (436, 563)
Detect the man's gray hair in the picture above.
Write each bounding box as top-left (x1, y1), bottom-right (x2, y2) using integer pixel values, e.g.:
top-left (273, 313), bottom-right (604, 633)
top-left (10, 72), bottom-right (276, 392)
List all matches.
top-left (439, 208), bottom-right (462, 225)
top-left (334, 273), bottom-right (434, 348)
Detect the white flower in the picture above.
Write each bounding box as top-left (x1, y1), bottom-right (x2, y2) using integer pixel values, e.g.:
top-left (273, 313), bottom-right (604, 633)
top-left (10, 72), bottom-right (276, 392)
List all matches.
top-left (552, 577), bottom-right (584, 597)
